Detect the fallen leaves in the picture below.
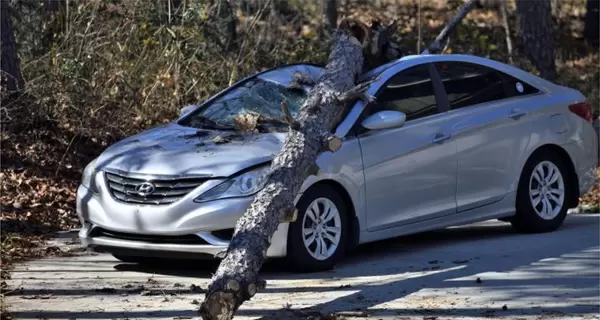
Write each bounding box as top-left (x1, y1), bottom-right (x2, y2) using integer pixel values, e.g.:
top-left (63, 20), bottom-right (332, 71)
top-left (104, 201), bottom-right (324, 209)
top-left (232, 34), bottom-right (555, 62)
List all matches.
top-left (579, 167), bottom-right (600, 210)
top-left (233, 112), bottom-right (260, 132)
top-left (1, 128), bottom-right (96, 271)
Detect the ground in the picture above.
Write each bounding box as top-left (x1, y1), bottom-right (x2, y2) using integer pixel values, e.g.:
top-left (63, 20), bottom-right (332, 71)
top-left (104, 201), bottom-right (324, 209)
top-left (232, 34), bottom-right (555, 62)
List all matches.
top-left (3, 214), bottom-right (599, 320)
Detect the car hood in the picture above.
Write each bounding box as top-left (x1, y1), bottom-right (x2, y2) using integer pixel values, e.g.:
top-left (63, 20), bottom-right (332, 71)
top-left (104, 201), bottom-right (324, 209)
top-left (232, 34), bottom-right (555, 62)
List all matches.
top-left (95, 123), bottom-right (285, 178)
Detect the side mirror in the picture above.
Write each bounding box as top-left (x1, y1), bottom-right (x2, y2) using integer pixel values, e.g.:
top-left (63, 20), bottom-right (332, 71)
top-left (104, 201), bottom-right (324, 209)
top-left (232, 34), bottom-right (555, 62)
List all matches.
top-left (179, 104), bottom-right (196, 118)
top-left (361, 110), bottom-right (406, 130)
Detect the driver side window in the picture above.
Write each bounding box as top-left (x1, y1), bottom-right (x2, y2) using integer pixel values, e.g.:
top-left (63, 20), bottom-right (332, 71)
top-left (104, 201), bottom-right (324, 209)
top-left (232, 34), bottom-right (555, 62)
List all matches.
top-left (373, 64), bottom-right (438, 122)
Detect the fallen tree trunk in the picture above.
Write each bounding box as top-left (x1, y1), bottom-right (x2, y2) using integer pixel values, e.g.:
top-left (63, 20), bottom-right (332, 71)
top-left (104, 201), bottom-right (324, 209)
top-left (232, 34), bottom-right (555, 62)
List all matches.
top-left (198, 19), bottom-right (400, 320)
top-left (199, 3), bottom-right (479, 318)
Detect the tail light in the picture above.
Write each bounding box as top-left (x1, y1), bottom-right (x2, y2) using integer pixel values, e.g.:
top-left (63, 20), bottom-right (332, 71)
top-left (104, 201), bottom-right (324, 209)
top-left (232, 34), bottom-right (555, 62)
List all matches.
top-left (568, 101), bottom-right (593, 123)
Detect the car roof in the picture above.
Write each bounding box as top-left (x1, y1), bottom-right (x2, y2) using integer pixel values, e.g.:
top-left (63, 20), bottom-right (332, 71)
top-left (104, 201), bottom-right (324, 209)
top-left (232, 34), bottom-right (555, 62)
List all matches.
top-left (359, 54), bottom-right (557, 92)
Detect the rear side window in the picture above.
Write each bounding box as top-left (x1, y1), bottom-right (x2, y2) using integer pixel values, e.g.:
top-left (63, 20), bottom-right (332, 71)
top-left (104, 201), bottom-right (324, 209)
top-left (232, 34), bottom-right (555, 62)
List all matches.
top-left (497, 71), bottom-right (540, 97)
top-left (434, 61), bottom-right (539, 111)
top-left (374, 64), bottom-right (438, 122)
top-left (434, 62), bottom-right (507, 110)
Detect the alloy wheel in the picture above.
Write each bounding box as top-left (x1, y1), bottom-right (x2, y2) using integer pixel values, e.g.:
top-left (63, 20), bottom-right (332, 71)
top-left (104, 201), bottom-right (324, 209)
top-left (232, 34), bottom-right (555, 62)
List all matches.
top-left (529, 160), bottom-right (565, 220)
top-left (301, 197), bottom-right (342, 261)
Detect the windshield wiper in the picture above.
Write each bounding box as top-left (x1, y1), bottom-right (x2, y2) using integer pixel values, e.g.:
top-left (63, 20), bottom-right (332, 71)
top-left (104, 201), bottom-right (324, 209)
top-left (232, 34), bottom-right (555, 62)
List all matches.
top-left (255, 117), bottom-right (291, 131)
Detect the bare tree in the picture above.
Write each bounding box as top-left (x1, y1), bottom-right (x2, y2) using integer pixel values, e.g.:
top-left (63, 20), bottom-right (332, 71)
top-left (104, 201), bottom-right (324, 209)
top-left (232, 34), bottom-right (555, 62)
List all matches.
top-left (1, 0), bottom-right (24, 93)
top-left (500, 0), bottom-right (514, 64)
top-left (515, 0), bottom-right (557, 81)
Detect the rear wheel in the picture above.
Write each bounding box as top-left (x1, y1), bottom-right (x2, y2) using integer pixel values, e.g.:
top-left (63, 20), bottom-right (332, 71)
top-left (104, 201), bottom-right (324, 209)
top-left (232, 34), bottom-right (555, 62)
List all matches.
top-left (286, 184), bottom-right (349, 272)
top-left (512, 151), bottom-right (571, 233)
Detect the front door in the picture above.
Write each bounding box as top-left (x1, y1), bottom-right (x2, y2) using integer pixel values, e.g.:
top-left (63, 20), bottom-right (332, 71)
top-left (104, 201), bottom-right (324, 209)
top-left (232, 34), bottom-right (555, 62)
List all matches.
top-left (358, 63), bottom-right (458, 231)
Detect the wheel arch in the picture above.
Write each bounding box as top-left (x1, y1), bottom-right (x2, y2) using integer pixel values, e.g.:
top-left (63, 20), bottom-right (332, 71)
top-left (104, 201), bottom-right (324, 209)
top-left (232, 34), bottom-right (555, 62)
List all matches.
top-left (518, 144), bottom-right (580, 209)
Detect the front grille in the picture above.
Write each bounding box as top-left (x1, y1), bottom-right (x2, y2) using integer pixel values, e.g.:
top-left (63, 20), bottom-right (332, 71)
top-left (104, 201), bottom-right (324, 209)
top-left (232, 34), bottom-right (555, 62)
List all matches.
top-left (90, 227), bottom-right (208, 245)
top-left (105, 172), bottom-right (206, 205)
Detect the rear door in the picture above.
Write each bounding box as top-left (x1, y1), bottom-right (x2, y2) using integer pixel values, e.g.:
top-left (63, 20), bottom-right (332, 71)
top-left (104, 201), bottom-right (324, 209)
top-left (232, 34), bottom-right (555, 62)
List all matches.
top-left (359, 63), bottom-right (459, 231)
top-left (433, 61), bottom-right (541, 212)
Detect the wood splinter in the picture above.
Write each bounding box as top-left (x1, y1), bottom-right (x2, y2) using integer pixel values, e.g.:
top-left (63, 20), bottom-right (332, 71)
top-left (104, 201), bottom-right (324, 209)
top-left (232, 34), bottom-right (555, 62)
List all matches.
top-left (337, 78), bottom-right (378, 105)
top-left (326, 136), bottom-right (342, 153)
top-left (287, 71), bottom-right (316, 91)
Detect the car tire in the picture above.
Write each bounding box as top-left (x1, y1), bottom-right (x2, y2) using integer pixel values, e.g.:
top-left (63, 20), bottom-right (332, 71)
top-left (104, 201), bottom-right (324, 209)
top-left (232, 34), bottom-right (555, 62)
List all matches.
top-left (511, 151), bottom-right (571, 233)
top-left (286, 184), bottom-right (349, 272)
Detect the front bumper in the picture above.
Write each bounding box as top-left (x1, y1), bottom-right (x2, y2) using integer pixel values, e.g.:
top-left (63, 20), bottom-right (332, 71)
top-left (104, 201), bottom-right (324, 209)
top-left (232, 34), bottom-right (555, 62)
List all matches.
top-left (76, 178), bottom-right (289, 258)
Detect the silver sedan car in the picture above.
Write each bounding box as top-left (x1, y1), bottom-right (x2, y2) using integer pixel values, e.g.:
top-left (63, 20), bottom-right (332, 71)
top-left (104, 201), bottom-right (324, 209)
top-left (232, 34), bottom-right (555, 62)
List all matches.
top-left (77, 54), bottom-right (598, 271)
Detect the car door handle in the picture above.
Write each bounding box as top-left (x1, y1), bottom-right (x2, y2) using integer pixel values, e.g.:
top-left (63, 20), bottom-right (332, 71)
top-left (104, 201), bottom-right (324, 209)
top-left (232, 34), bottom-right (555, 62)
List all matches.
top-left (509, 108), bottom-right (527, 120)
top-left (433, 132), bottom-right (451, 144)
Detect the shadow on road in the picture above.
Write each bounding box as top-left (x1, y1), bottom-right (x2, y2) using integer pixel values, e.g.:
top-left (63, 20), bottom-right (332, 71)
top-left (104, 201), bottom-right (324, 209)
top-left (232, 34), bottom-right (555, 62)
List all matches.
top-left (7, 214), bottom-right (600, 319)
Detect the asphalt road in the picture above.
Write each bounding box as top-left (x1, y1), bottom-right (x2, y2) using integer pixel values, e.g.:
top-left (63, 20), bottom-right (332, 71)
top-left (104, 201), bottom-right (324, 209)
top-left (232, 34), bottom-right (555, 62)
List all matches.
top-left (5, 213), bottom-right (600, 320)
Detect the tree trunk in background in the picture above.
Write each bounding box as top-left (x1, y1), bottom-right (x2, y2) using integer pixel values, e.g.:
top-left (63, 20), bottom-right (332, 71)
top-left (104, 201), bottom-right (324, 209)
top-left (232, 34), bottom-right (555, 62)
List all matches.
top-left (205, 0), bottom-right (237, 51)
top-left (515, 0), bottom-right (557, 82)
top-left (322, 0), bottom-right (338, 36)
top-left (551, 0), bottom-right (561, 17)
top-left (198, 19), bottom-right (401, 320)
top-left (584, 0), bottom-right (599, 46)
top-left (1, 0), bottom-right (24, 93)
top-left (500, 0), bottom-right (514, 64)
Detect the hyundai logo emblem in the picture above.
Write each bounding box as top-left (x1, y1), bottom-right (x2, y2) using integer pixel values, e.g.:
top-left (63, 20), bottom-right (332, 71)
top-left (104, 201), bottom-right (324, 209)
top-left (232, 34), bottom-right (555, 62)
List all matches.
top-left (135, 182), bottom-right (156, 197)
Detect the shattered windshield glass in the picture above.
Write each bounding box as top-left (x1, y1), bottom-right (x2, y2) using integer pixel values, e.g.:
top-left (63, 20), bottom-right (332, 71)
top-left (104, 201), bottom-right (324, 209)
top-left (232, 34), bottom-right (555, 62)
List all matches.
top-left (179, 77), bottom-right (307, 132)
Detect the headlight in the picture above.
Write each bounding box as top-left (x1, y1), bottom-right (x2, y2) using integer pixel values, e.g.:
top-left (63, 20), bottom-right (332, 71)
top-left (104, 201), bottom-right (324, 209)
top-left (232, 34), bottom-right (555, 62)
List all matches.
top-left (194, 166), bottom-right (270, 203)
top-left (81, 158), bottom-right (99, 191)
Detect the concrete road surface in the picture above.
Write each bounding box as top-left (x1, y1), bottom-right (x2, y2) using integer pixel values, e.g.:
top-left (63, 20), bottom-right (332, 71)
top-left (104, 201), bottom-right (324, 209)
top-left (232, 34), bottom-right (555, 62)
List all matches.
top-left (4, 213), bottom-right (600, 320)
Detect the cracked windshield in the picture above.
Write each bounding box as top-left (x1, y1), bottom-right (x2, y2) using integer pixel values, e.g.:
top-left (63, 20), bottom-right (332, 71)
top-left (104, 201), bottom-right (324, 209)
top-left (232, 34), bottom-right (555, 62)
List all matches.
top-left (180, 77), bottom-right (307, 132)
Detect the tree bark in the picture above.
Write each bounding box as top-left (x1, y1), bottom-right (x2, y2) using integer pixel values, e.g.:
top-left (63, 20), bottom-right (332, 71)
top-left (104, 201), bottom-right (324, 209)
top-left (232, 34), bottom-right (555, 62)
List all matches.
top-left (584, 0), bottom-right (599, 46)
top-left (198, 19), bottom-right (399, 320)
top-left (322, 0), bottom-right (338, 36)
top-left (515, 0), bottom-right (557, 82)
top-left (1, 0), bottom-right (24, 93)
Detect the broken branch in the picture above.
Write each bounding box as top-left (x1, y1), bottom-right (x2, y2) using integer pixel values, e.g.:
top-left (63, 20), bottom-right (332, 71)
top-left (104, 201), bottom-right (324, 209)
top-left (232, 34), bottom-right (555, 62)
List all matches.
top-left (423, 0), bottom-right (478, 54)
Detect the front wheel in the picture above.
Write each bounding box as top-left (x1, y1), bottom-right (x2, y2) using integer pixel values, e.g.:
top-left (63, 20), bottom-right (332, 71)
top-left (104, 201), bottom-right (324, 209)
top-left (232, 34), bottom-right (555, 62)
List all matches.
top-left (512, 151), bottom-right (571, 233)
top-left (286, 184), bottom-right (349, 272)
